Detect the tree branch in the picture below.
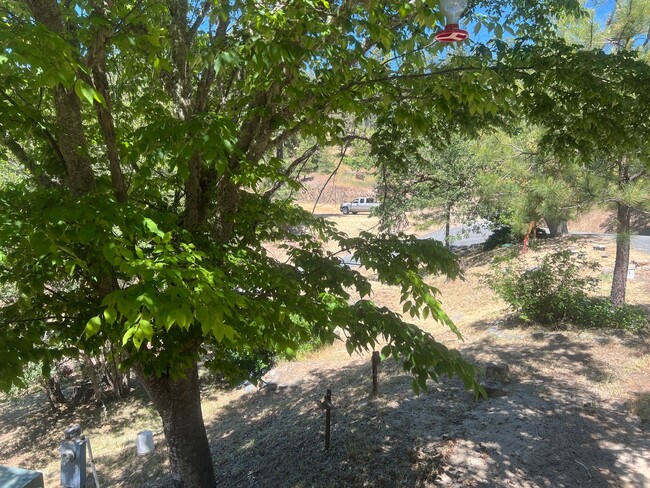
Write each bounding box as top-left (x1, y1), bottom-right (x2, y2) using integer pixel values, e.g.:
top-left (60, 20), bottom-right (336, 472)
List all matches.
top-left (630, 169), bottom-right (647, 182)
top-left (88, 0), bottom-right (127, 202)
top-left (264, 144), bottom-right (319, 199)
top-left (1, 129), bottom-right (58, 187)
top-left (0, 92), bottom-right (67, 174)
top-left (311, 137), bottom-right (352, 213)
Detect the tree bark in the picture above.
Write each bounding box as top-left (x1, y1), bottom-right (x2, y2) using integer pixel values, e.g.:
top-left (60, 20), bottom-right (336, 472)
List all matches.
top-left (611, 200), bottom-right (631, 306)
top-left (83, 354), bottom-right (103, 404)
top-left (42, 374), bottom-right (67, 411)
top-left (26, 0), bottom-right (95, 196)
top-left (611, 159), bottom-right (631, 306)
top-left (545, 218), bottom-right (569, 237)
top-left (135, 363), bottom-right (216, 488)
top-left (87, 0), bottom-right (127, 203)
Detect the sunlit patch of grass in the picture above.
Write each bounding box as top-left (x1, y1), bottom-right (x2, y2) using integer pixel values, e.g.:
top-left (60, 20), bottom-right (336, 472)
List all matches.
top-left (628, 393), bottom-right (650, 423)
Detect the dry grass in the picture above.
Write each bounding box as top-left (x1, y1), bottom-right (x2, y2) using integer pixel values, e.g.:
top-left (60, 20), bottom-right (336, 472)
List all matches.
top-left (628, 393), bottom-right (650, 423)
top-left (1, 208), bottom-right (650, 487)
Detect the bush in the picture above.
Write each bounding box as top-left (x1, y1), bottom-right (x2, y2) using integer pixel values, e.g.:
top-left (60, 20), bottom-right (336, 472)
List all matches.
top-left (486, 250), bottom-right (648, 334)
top-left (576, 298), bottom-right (649, 334)
top-left (483, 225), bottom-right (517, 251)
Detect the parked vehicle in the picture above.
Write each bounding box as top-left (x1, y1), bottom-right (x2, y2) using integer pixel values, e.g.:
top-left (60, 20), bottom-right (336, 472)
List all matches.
top-left (340, 197), bottom-right (381, 215)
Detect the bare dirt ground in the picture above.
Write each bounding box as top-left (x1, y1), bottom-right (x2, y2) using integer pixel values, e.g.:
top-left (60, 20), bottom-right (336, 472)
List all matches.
top-left (1, 209), bottom-right (649, 487)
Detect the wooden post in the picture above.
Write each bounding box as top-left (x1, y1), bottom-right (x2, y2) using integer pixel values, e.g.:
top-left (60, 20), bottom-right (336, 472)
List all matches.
top-left (324, 388), bottom-right (332, 451)
top-left (372, 351), bottom-right (380, 397)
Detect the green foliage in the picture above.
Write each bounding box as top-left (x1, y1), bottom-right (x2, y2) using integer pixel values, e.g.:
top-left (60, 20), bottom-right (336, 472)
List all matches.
top-left (576, 297), bottom-right (649, 334)
top-left (3, 361), bottom-right (41, 398)
top-left (0, 0), bottom-right (636, 397)
top-left (206, 347), bottom-right (276, 386)
top-left (488, 250), bottom-right (597, 324)
top-left (483, 225), bottom-right (519, 251)
top-left (487, 250), bottom-right (649, 333)
top-left (374, 132), bottom-right (490, 232)
top-left (0, 0), bottom-right (605, 481)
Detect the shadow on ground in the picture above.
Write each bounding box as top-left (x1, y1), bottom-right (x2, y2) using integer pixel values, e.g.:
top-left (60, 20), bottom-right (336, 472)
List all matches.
top-left (193, 334), bottom-right (650, 488)
top-left (3, 325), bottom-right (649, 487)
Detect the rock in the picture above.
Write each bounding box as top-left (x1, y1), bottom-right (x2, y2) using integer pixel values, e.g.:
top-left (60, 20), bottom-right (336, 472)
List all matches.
top-left (238, 380), bottom-right (257, 394)
top-left (435, 473), bottom-right (453, 486)
top-left (259, 382), bottom-right (290, 394)
top-left (486, 326), bottom-right (503, 337)
top-left (485, 363), bottom-right (510, 384)
top-left (593, 244), bottom-right (606, 251)
top-left (480, 381), bottom-right (507, 398)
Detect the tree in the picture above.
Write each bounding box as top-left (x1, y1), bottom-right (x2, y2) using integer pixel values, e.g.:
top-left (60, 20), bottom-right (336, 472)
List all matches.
top-left (374, 133), bottom-right (487, 244)
top-left (559, 0), bottom-right (650, 59)
top-left (473, 127), bottom-right (584, 238)
top-left (0, 0), bottom-right (583, 486)
top-left (511, 37), bottom-right (650, 304)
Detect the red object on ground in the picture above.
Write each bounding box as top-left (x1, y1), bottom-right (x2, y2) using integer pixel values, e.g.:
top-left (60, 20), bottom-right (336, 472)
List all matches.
top-left (522, 235), bottom-right (529, 254)
top-left (435, 24), bottom-right (470, 42)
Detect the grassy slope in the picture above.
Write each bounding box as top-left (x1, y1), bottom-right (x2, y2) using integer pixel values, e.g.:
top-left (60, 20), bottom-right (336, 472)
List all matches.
top-left (1, 208), bottom-right (649, 487)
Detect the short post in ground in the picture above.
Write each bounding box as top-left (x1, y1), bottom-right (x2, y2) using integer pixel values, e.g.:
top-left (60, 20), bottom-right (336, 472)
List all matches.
top-left (372, 350), bottom-right (380, 397)
top-left (320, 388), bottom-right (334, 451)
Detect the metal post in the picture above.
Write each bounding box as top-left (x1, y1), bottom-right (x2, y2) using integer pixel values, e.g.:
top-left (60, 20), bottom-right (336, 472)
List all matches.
top-left (372, 351), bottom-right (380, 397)
top-left (60, 425), bottom-right (86, 488)
top-left (86, 436), bottom-right (101, 488)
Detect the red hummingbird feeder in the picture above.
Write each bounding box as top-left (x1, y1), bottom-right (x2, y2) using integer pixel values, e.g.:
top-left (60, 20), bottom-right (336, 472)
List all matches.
top-left (435, 0), bottom-right (470, 43)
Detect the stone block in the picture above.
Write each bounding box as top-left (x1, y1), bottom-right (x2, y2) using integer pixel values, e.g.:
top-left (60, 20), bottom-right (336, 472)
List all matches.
top-left (480, 381), bottom-right (507, 398)
top-left (485, 363), bottom-right (510, 384)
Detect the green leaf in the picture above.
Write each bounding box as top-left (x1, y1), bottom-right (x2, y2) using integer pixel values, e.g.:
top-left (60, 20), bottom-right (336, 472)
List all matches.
top-left (163, 311), bottom-right (175, 330)
top-left (78, 224), bottom-right (97, 244)
top-left (74, 79), bottom-right (95, 105)
top-left (143, 218), bottom-right (164, 237)
top-left (122, 327), bottom-right (136, 346)
top-left (139, 319), bottom-right (154, 340)
top-left (85, 316), bottom-right (102, 338)
top-left (103, 308), bottom-right (117, 325)
top-left (102, 242), bottom-right (117, 263)
top-left (173, 307), bottom-right (191, 329)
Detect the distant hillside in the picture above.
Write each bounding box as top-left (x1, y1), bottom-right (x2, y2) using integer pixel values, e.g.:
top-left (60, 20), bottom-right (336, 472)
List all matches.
top-left (297, 167), bottom-right (376, 205)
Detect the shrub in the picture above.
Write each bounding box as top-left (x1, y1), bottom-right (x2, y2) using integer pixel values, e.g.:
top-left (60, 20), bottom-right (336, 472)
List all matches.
top-left (486, 250), bottom-right (648, 334)
top-left (483, 225), bottom-right (517, 251)
top-left (205, 347), bottom-right (276, 385)
top-left (576, 298), bottom-right (649, 334)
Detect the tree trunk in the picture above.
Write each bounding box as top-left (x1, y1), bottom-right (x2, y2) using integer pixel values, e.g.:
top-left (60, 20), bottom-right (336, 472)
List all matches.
top-left (611, 200), bottom-right (631, 306)
top-left (26, 0), bottom-right (96, 196)
top-left (135, 363), bottom-right (216, 488)
top-left (546, 218), bottom-right (569, 237)
top-left (42, 374), bottom-right (67, 411)
top-left (83, 354), bottom-right (103, 404)
top-left (611, 159), bottom-right (632, 306)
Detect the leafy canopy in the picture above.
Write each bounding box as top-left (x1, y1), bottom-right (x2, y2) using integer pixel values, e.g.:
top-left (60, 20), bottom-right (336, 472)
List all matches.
top-left (0, 0), bottom-right (586, 394)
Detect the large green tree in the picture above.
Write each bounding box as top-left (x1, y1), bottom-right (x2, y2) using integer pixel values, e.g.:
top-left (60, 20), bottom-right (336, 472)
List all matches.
top-left (374, 133), bottom-right (487, 243)
top-left (472, 127), bottom-right (584, 237)
top-left (0, 0), bottom-right (581, 486)
top-left (512, 15), bottom-right (650, 304)
top-left (558, 0), bottom-right (650, 304)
